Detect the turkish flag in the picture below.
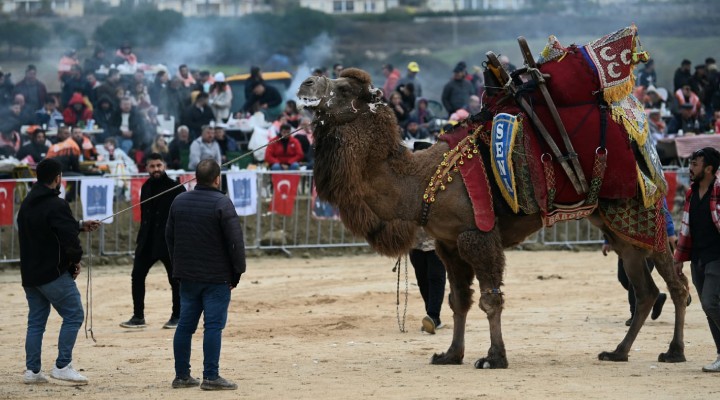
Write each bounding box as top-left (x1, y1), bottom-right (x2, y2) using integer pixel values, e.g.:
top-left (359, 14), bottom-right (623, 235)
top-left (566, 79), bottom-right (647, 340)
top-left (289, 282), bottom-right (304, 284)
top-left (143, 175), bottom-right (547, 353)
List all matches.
top-left (130, 177), bottom-right (147, 222)
top-left (270, 174), bottom-right (301, 216)
top-left (664, 170), bottom-right (678, 212)
top-left (0, 181), bottom-right (14, 226)
top-left (180, 173), bottom-right (196, 191)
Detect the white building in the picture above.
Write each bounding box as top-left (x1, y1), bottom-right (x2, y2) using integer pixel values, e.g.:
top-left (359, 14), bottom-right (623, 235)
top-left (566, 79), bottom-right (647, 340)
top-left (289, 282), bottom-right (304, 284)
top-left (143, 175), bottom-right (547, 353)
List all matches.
top-left (299, 0), bottom-right (399, 14)
top-left (9, 0), bottom-right (84, 16)
top-left (155, 0), bottom-right (269, 16)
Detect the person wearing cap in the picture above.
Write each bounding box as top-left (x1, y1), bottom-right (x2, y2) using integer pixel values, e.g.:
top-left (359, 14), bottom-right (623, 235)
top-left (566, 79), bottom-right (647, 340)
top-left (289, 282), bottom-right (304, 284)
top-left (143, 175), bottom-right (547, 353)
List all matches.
top-left (668, 102), bottom-right (709, 134)
top-left (209, 72), bottom-right (233, 123)
top-left (643, 85), bottom-right (667, 110)
top-left (441, 61), bottom-right (474, 117)
top-left (397, 61), bottom-right (422, 97)
top-left (14, 65), bottom-right (47, 112)
top-left (381, 64), bottom-right (401, 102)
top-left (674, 59), bottom-right (693, 93)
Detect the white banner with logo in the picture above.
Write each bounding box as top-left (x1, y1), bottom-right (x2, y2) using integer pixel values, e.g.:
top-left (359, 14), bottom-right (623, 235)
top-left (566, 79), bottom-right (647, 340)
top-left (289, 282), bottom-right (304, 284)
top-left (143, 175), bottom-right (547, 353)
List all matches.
top-left (226, 171), bottom-right (257, 216)
top-left (80, 178), bottom-right (116, 223)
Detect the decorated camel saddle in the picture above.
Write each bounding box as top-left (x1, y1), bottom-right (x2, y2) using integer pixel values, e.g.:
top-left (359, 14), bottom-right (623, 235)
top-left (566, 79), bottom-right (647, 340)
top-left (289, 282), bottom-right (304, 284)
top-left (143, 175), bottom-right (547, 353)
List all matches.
top-left (435, 25), bottom-right (667, 251)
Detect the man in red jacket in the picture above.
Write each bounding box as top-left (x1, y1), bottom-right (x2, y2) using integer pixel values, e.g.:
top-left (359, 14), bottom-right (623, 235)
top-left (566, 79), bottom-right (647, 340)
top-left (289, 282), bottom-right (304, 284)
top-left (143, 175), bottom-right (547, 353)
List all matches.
top-left (265, 124), bottom-right (304, 170)
top-left (62, 93), bottom-right (92, 127)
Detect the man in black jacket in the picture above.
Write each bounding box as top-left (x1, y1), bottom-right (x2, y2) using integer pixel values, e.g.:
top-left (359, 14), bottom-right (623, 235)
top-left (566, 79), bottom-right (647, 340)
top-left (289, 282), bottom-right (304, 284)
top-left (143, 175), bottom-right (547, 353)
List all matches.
top-left (18, 159), bottom-right (100, 384)
top-left (166, 159), bottom-right (245, 391)
top-left (120, 153), bottom-right (186, 329)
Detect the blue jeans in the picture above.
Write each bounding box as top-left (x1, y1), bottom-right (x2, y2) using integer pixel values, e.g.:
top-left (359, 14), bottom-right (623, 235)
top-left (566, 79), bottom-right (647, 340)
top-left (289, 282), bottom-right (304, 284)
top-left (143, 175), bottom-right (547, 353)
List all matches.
top-left (173, 281), bottom-right (230, 380)
top-left (270, 162), bottom-right (299, 171)
top-left (117, 137), bottom-right (134, 154)
top-left (24, 272), bottom-right (84, 372)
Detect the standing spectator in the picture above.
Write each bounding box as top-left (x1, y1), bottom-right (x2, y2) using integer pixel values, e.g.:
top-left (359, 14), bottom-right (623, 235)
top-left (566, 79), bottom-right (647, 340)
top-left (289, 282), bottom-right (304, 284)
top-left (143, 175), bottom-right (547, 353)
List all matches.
top-left (242, 82), bottom-right (282, 120)
top-left (265, 124), bottom-right (303, 171)
top-left (244, 66), bottom-right (263, 101)
top-left (169, 125), bottom-right (191, 170)
top-left (388, 91), bottom-right (409, 126)
top-left (149, 70), bottom-right (170, 117)
top-left (167, 77), bottom-right (189, 126)
top-left (209, 73), bottom-right (232, 123)
top-left (112, 97), bottom-right (146, 154)
top-left (166, 159), bottom-right (245, 390)
top-left (674, 59), bottom-right (693, 93)
top-left (178, 64), bottom-right (195, 88)
top-left (396, 61), bottom-right (422, 97)
top-left (58, 49), bottom-right (80, 81)
top-left (120, 153), bottom-right (185, 330)
top-left (114, 41), bottom-right (137, 67)
top-left (674, 84), bottom-right (703, 118)
top-left (690, 65), bottom-right (711, 108)
top-left (194, 71), bottom-right (213, 94)
top-left (17, 158), bottom-right (100, 385)
top-left (60, 65), bottom-right (88, 108)
top-left (0, 69), bottom-right (15, 108)
top-left (16, 127), bottom-right (49, 164)
top-left (83, 46), bottom-right (108, 76)
top-left (397, 82), bottom-right (416, 114)
top-left (188, 125), bottom-right (222, 170)
top-left (62, 93), bottom-right (93, 127)
top-left (95, 69), bottom-right (122, 108)
top-left (85, 72), bottom-right (101, 106)
top-left (14, 65), bottom-right (47, 112)
top-left (294, 117), bottom-right (313, 167)
top-left (70, 125), bottom-right (98, 162)
top-left (35, 98), bottom-right (64, 129)
top-left (183, 92), bottom-right (215, 139)
top-left (381, 64), bottom-right (401, 102)
top-left (637, 59), bottom-right (657, 89)
top-left (441, 62), bottom-right (474, 117)
top-left (129, 81), bottom-right (154, 119)
top-left (13, 93), bottom-right (36, 125)
top-left (674, 147), bottom-right (720, 373)
top-left (213, 125), bottom-right (237, 164)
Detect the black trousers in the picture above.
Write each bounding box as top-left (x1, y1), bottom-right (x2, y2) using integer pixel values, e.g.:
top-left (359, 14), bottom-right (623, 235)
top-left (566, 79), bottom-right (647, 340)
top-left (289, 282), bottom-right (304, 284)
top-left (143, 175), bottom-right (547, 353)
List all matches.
top-left (131, 249), bottom-right (180, 319)
top-left (617, 258), bottom-right (655, 316)
top-left (691, 259), bottom-right (720, 354)
top-left (409, 249), bottom-right (446, 322)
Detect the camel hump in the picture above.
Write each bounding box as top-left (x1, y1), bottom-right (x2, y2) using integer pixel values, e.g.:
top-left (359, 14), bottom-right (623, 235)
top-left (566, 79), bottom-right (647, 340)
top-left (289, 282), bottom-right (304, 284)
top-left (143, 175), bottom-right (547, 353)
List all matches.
top-left (339, 68), bottom-right (372, 86)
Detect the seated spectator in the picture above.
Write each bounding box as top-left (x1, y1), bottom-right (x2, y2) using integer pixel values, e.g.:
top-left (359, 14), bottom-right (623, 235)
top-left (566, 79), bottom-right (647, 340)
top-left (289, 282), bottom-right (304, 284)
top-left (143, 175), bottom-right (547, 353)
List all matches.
top-left (0, 127), bottom-right (21, 157)
top-left (409, 98), bottom-right (436, 128)
top-left (13, 93), bottom-right (36, 125)
top-left (178, 64), bottom-right (195, 88)
top-left (83, 46), bottom-right (108, 76)
top-left (62, 93), bottom-right (93, 127)
top-left (114, 41), bottom-right (137, 66)
top-left (149, 70), bottom-right (170, 117)
top-left (166, 77), bottom-right (189, 124)
top-left (168, 125), bottom-right (191, 170)
top-left (674, 83), bottom-right (703, 117)
top-left (397, 82), bottom-right (416, 113)
top-left (49, 125), bottom-right (70, 144)
top-left (0, 69), bottom-right (14, 109)
top-left (265, 124), bottom-right (303, 171)
top-left (13, 64), bottom-right (47, 112)
top-left (467, 95), bottom-right (482, 115)
top-left (648, 109), bottom-right (667, 139)
top-left (16, 127), bottom-right (48, 164)
top-left (243, 82), bottom-right (282, 120)
top-left (209, 73), bottom-right (232, 123)
top-left (144, 135), bottom-right (171, 166)
top-left (294, 117), bottom-right (313, 164)
top-left (93, 96), bottom-right (118, 142)
top-left (213, 125), bottom-right (237, 164)
top-left (282, 100), bottom-right (301, 128)
top-left (96, 137), bottom-right (138, 174)
top-left (70, 125), bottom-right (98, 161)
top-left (46, 125), bottom-right (80, 159)
top-left (182, 92), bottom-right (214, 139)
top-left (58, 49), bottom-right (80, 81)
top-left (188, 125), bottom-right (222, 170)
top-left (404, 118), bottom-right (431, 141)
top-left (60, 65), bottom-right (87, 108)
top-left (668, 103), bottom-right (709, 134)
top-left (388, 91), bottom-right (409, 126)
top-left (643, 85), bottom-right (669, 111)
top-left (35, 98), bottom-right (64, 129)
top-left (112, 97), bottom-right (146, 154)
top-left (244, 66), bottom-right (263, 101)
top-left (95, 68), bottom-right (122, 108)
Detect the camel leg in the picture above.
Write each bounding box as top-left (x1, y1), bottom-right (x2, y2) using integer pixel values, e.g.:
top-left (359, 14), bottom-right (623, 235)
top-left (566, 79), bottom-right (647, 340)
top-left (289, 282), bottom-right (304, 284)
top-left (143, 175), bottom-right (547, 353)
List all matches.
top-left (650, 247), bottom-right (689, 363)
top-left (431, 240), bottom-right (474, 365)
top-left (457, 230), bottom-right (508, 369)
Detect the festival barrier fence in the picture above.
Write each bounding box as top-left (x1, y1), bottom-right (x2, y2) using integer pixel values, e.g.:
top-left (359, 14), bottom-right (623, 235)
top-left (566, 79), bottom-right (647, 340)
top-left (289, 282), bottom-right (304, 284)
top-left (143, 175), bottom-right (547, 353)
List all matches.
top-left (0, 168), bottom-right (689, 264)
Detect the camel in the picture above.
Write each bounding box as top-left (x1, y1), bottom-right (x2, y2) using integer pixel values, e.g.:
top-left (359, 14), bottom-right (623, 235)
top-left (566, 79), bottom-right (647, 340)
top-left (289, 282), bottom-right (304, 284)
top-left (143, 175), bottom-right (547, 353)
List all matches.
top-left (296, 67), bottom-right (691, 369)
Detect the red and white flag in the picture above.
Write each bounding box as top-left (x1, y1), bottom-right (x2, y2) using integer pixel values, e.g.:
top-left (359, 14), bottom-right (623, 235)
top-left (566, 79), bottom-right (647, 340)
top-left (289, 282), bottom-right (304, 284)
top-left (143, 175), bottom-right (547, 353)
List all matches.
top-left (270, 174), bottom-right (301, 216)
top-left (664, 170), bottom-right (677, 212)
top-left (130, 177), bottom-right (147, 222)
top-left (0, 181), bottom-right (14, 226)
top-left (180, 173), bottom-right (196, 191)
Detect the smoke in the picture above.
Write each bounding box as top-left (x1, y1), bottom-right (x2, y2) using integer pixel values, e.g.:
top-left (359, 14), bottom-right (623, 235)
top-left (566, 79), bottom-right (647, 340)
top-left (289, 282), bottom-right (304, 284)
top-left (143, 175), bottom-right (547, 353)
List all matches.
top-left (285, 32), bottom-right (335, 101)
top-left (153, 19), bottom-right (217, 75)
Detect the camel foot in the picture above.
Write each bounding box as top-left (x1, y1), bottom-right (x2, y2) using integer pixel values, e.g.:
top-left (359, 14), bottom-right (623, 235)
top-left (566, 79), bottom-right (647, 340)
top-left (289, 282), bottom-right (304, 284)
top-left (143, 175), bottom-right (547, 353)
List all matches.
top-left (598, 351), bottom-right (628, 362)
top-left (430, 352), bottom-right (463, 365)
top-left (658, 351), bottom-right (686, 363)
top-left (473, 356), bottom-right (509, 369)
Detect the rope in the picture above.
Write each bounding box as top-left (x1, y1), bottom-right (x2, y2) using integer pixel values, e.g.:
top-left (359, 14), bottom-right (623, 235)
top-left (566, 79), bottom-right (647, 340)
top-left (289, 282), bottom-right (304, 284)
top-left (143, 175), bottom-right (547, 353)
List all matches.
top-left (393, 256), bottom-right (408, 333)
top-left (84, 230), bottom-right (96, 342)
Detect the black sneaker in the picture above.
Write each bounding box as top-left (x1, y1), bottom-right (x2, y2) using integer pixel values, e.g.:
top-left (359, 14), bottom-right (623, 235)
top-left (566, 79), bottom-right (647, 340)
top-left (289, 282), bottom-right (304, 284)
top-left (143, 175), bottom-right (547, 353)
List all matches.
top-left (163, 317), bottom-right (179, 329)
top-left (652, 293), bottom-right (667, 320)
top-left (201, 376), bottom-right (237, 391)
top-left (119, 316), bottom-right (146, 329)
top-left (172, 375), bottom-right (200, 388)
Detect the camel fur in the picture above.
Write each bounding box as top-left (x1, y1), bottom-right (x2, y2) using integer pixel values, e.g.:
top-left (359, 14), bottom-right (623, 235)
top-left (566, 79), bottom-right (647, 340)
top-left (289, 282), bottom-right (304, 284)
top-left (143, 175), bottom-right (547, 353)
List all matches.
top-left (297, 67), bottom-right (690, 369)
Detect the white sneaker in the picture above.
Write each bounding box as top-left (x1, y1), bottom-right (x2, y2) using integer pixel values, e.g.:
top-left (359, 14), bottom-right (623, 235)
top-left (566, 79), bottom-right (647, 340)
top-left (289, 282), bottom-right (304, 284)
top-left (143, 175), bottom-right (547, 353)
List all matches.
top-left (50, 363), bottom-right (89, 384)
top-left (23, 370), bottom-right (48, 384)
top-left (702, 356), bottom-right (720, 373)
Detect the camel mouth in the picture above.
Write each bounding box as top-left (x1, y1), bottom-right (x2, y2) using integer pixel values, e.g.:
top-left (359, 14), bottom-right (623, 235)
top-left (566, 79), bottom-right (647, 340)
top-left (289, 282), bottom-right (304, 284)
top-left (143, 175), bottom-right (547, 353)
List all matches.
top-left (296, 96), bottom-right (322, 109)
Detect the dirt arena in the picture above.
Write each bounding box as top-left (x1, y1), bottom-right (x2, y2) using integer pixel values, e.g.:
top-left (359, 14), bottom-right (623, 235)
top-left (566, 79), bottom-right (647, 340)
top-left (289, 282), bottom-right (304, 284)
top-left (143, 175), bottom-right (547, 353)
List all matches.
top-left (1, 251), bottom-right (717, 399)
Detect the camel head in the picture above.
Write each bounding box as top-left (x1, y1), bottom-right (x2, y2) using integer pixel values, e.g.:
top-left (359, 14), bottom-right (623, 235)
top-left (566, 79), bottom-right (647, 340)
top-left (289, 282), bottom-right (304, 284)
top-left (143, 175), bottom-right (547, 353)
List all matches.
top-left (296, 68), bottom-right (386, 125)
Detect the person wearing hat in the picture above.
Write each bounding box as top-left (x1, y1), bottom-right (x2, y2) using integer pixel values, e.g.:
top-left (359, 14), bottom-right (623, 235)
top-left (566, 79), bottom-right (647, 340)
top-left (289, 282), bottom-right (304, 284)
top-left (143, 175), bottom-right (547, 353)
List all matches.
top-left (209, 72), bottom-right (233, 123)
top-left (397, 61), bottom-right (422, 97)
top-left (643, 85), bottom-right (667, 110)
top-left (441, 61), bottom-right (474, 117)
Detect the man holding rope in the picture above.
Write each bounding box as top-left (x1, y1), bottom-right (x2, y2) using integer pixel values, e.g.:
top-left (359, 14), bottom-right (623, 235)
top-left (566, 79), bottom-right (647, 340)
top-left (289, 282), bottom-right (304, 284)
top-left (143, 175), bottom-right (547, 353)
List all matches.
top-left (18, 158), bottom-right (100, 384)
top-left (120, 153), bottom-right (186, 329)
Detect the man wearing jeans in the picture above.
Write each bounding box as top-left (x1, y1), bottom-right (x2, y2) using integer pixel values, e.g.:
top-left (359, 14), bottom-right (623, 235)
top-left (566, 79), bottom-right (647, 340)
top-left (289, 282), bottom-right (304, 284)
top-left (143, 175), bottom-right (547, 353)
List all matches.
top-left (17, 158), bottom-right (100, 384)
top-left (166, 159), bottom-right (246, 390)
top-left (674, 147), bottom-right (720, 373)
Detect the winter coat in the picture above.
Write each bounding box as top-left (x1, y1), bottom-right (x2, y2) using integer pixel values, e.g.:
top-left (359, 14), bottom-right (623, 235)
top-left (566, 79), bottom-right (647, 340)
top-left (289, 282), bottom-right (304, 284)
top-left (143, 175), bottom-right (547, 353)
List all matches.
top-left (18, 184), bottom-right (83, 287)
top-left (136, 173), bottom-right (185, 259)
top-left (264, 136), bottom-right (304, 165)
top-left (182, 104), bottom-right (215, 139)
top-left (166, 185), bottom-right (246, 287)
top-left (62, 93), bottom-right (93, 126)
top-left (14, 78), bottom-right (47, 111)
top-left (441, 78), bottom-right (474, 116)
top-left (188, 137), bottom-right (222, 170)
top-left (209, 86), bottom-right (233, 122)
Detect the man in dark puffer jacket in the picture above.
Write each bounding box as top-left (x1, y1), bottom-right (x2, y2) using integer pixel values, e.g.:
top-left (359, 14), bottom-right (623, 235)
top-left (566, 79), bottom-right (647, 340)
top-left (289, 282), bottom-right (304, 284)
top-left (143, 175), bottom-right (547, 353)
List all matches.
top-left (18, 158), bottom-right (100, 384)
top-left (166, 159), bottom-right (245, 391)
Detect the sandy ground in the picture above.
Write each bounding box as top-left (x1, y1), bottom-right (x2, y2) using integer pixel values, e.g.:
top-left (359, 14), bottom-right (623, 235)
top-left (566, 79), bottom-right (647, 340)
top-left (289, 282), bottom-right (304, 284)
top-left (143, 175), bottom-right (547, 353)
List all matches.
top-left (0, 251), bottom-right (718, 399)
